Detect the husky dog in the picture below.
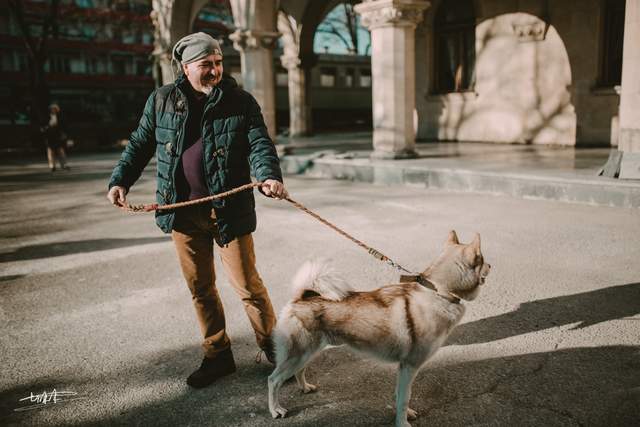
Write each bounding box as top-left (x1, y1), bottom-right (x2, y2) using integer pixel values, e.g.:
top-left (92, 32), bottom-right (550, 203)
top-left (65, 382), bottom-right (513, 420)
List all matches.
top-left (267, 230), bottom-right (491, 426)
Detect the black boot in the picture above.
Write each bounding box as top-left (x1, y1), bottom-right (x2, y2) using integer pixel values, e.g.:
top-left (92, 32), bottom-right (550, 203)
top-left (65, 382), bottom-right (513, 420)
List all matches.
top-left (187, 348), bottom-right (236, 388)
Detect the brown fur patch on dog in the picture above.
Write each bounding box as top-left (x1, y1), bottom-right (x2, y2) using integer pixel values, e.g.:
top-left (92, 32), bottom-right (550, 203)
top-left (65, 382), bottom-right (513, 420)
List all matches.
top-left (404, 295), bottom-right (417, 344)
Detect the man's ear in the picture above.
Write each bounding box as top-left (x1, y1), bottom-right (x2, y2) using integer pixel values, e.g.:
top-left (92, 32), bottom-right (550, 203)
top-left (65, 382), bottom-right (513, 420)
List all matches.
top-left (182, 64), bottom-right (189, 76)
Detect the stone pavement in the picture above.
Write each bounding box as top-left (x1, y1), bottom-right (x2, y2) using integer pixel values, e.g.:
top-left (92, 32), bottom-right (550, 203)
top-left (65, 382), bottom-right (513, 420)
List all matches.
top-left (1, 152), bottom-right (639, 426)
top-left (278, 133), bottom-right (640, 208)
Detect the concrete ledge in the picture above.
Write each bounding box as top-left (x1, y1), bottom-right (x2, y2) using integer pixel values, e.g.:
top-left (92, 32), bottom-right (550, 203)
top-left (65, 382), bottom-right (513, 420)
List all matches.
top-left (281, 154), bottom-right (640, 208)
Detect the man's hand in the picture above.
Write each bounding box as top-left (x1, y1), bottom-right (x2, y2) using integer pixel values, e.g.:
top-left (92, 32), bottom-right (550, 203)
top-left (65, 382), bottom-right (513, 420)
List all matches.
top-left (261, 179), bottom-right (288, 199)
top-left (107, 186), bottom-right (128, 207)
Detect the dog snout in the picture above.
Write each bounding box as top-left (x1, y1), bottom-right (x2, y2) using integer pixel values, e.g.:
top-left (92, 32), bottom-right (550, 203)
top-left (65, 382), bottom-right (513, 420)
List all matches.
top-left (479, 263), bottom-right (491, 284)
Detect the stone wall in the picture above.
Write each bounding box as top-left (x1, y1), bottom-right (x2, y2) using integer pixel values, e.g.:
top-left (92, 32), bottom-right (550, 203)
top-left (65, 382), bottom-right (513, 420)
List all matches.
top-left (416, 0), bottom-right (620, 146)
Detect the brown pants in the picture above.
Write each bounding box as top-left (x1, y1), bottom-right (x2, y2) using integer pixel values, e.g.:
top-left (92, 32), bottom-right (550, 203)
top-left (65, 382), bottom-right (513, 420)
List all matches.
top-left (171, 205), bottom-right (276, 358)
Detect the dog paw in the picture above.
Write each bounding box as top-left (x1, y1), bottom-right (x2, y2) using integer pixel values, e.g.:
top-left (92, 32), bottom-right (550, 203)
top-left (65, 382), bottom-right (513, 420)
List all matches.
top-left (407, 408), bottom-right (418, 420)
top-left (270, 406), bottom-right (288, 419)
top-left (302, 383), bottom-right (317, 394)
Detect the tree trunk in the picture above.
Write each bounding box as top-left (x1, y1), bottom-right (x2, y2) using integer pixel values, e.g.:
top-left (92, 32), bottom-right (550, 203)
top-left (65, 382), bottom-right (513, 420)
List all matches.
top-left (8, 0), bottom-right (60, 144)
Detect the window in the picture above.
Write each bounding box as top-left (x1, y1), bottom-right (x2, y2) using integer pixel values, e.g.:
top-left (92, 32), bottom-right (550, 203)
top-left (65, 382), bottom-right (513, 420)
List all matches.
top-left (87, 57), bottom-right (97, 74)
top-left (63, 22), bottom-right (83, 40)
top-left (276, 70), bottom-right (288, 87)
top-left (434, 0), bottom-right (476, 93)
top-left (17, 52), bottom-right (27, 72)
top-left (75, 0), bottom-right (94, 8)
top-left (121, 29), bottom-right (136, 44)
top-left (0, 15), bottom-right (10, 35)
top-left (135, 59), bottom-right (149, 76)
top-left (50, 55), bottom-right (71, 73)
top-left (111, 55), bottom-right (128, 75)
top-left (320, 67), bottom-right (336, 87)
top-left (2, 51), bottom-right (15, 71)
top-left (80, 23), bottom-right (97, 40)
top-left (130, 0), bottom-right (151, 14)
top-left (113, 0), bottom-right (131, 12)
top-left (359, 69), bottom-right (371, 87)
top-left (193, 1), bottom-right (234, 40)
top-left (88, 56), bottom-right (108, 74)
top-left (345, 68), bottom-right (355, 87)
top-left (70, 58), bottom-right (87, 74)
top-left (141, 31), bottom-right (153, 45)
top-left (600, 0), bottom-right (625, 86)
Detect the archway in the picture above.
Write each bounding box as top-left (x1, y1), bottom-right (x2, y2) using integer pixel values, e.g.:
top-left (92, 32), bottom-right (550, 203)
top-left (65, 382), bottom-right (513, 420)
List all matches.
top-left (416, 0), bottom-right (577, 145)
top-left (279, 0), bottom-right (372, 136)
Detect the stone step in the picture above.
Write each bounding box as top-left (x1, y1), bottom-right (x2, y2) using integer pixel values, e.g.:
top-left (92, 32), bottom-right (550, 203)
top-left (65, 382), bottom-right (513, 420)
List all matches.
top-left (280, 154), bottom-right (640, 209)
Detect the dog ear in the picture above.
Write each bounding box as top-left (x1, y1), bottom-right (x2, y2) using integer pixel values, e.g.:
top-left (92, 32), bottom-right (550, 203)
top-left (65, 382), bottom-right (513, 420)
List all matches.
top-left (471, 233), bottom-right (481, 253)
top-left (446, 230), bottom-right (459, 246)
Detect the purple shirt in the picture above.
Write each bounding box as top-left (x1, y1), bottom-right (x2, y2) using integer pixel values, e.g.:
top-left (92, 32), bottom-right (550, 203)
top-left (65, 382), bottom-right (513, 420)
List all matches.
top-left (175, 86), bottom-right (208, 201)
top-left (181, 137), bottom-right (209, 200)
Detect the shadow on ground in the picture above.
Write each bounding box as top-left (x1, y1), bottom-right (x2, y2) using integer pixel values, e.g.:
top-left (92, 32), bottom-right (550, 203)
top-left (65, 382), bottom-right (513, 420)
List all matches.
top-left (0, 237), bottom-right (170, 263)
top-left (3, 343), bottom-right (637, 426)
top-left (3, 285), bottom-right (639, 425)
top-left (448, 282), bottom-right (640, 346)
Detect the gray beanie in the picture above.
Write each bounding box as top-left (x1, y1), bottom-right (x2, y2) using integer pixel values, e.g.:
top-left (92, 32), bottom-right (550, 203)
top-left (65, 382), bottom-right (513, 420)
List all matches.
top-left (172, 32), bottom-right (222, 64)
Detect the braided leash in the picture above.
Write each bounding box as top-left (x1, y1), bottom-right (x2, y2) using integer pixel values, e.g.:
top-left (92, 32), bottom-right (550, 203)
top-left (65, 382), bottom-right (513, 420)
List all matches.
top-left (120, 182), bottom-right (262, 212)
top-left (119, 181), bottom-right (415, 275)
top-left (282, 197), bottom-right (413, 274)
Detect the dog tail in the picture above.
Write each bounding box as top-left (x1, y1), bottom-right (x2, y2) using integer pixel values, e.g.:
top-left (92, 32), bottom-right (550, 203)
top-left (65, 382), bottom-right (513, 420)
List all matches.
top-left (291, 260), bottom-right (354, 301)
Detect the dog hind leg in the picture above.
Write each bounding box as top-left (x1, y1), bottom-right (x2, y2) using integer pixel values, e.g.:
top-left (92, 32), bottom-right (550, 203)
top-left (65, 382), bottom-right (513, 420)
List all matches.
top-left (295, 367), bottom-right (317, 394)
top-left (268, 350), bottom-right (318, 418)
top-left (394, 362), bottom-right (419, 427)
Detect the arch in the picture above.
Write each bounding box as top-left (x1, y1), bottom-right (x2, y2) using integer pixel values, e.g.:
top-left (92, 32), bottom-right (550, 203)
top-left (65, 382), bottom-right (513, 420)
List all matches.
top-left (298, 0), bottom-right (355, 64)
top-left (191, 1), bottom-right (235, 43)
top-left (229, 0), bottom-right (278, 32)
top-left (470, 12), bottom-right (575, 144)
top-left (416, 2), bottom-right (577, 145)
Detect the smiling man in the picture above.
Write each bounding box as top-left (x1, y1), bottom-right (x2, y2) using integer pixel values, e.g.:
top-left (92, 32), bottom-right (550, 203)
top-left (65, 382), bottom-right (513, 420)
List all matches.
top-left (107, 32), bottom-right (286, 388)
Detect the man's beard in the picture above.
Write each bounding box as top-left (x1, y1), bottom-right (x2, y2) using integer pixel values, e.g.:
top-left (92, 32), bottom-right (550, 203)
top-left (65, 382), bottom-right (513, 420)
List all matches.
top-left (200, 78), bottom-right (217, 95)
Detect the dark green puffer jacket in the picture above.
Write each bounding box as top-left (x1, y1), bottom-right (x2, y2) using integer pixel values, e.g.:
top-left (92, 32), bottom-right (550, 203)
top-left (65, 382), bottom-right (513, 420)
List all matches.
top-left (108, 75), bottom-right (282, 245)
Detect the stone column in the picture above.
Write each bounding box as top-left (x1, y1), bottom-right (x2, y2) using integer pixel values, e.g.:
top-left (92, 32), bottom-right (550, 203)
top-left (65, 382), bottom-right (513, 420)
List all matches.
top-left (355, 0), bottom-right (430, 159)
top-left (281, 55), bottom-right (313, 136)
top-left (229, 30), bottom-right (280, 139)
top-left (152, 48), bottom-right (174, 87)
top-left (278, 12), bottom-right (313, 136)
top-left (604, 0), bottom-right (640, 178)
top-left (150, 5), bottom-right (175, 86)
top-left (150, 0), bottom-right (202, 86)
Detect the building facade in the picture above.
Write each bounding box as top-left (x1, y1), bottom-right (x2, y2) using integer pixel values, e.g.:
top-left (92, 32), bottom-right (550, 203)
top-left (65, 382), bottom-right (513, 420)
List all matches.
top-left (6, 0), bottom-right (638, 172)
top-left (0, 0), bottom-right (156, 149)
top-left (1, 0), bottom-right (373, 150)
top-left (415, 0), bottom-right (625, 147)
top-left (152, 0), bottom-right (634, 153)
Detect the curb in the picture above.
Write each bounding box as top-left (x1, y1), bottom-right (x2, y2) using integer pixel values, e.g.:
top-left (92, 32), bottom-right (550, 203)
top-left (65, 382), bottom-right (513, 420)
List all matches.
top-left (280, 154), bottom-right (640, 209)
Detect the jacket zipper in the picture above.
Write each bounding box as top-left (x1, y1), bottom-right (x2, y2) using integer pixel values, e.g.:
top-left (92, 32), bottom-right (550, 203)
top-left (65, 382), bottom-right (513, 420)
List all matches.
top-left (173, 85), bottom-right (189, 204)
top-left (201, 86), bottom-right (224, 194)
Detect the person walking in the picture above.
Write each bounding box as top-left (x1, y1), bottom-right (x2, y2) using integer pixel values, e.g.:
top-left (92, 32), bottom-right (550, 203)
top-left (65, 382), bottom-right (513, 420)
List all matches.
top-left (42, 103), bottom-right (69, 172)
top-left (107, 32), bottom-right (286, 388)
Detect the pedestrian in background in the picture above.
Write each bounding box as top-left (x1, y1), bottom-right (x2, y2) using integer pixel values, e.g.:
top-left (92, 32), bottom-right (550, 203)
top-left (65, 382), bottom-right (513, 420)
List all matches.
top-left (42, 103), bottom-right (69, 172)
top-left (107, 32), bottom-right (286, 389)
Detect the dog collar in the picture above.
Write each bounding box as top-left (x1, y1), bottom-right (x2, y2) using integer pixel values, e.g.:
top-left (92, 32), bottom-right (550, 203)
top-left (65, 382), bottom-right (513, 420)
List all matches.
top-left (399, 274), bottom-right (461, 304)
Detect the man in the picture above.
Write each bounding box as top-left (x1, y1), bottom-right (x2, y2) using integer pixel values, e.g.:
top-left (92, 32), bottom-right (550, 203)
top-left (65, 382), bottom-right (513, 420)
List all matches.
top-left (107, 32), bottom-right (286, 388)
